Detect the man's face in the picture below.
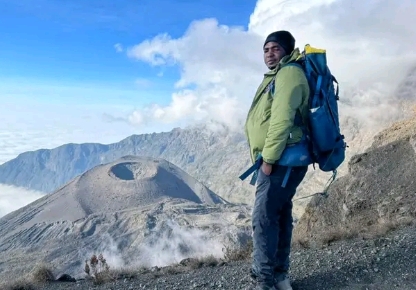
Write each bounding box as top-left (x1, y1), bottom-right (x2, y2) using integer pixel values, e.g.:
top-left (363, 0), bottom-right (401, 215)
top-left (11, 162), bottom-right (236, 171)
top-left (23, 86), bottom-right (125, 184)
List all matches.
top-left (263, 42), bottom-right (286, 70)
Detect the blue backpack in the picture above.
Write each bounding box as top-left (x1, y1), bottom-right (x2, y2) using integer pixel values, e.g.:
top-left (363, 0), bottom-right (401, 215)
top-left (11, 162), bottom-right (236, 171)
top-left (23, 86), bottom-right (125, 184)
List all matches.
top-left (239, 44), bottom-right (347, 189)
top-left (288, 44), bottom-right (347, 171)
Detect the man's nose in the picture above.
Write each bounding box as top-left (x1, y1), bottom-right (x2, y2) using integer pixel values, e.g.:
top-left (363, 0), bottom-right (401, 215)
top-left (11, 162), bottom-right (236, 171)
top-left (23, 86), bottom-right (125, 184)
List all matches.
top-left (265, 51), bottom-right (273, 58)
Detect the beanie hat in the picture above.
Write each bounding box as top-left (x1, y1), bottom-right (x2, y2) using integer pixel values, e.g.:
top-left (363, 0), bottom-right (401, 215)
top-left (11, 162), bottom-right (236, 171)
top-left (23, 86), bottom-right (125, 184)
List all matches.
top-left (263, 30), bottom-right (295, 55)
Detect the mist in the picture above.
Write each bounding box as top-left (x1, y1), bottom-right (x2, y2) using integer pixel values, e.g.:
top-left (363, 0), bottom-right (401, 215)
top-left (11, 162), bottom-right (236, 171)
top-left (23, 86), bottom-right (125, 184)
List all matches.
top-left (0, 184), bottom-right (45, 218)
top-left (135, 219), bottom-right (225, 267)
top-left (74, 218), bottom-right (248, 278)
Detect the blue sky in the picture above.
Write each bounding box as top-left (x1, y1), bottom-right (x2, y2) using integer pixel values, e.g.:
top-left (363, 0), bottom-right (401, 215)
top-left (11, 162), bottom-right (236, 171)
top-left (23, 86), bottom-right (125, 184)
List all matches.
top-left (0, 0), bottom-right (256, 107)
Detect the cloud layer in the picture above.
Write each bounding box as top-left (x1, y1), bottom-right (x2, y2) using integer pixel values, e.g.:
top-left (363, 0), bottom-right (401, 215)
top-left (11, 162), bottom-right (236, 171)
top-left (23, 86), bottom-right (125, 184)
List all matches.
top-left (0, 184), bottom-right (45, 218)
top-left (0, 101), bottom-right (154, 165)
top-left (126, 0), bottom-right (416, 137)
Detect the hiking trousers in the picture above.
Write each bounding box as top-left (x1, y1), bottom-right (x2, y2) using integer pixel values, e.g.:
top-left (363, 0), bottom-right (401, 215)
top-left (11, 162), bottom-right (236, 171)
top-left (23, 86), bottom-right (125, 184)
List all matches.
top-left (251, 164), bottom-right (308, 286)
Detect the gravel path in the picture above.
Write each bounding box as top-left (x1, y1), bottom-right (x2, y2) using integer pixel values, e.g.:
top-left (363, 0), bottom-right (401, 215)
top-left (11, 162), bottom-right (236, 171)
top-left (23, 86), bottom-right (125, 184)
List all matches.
top-left (36, 224), bottom-right (416, 290)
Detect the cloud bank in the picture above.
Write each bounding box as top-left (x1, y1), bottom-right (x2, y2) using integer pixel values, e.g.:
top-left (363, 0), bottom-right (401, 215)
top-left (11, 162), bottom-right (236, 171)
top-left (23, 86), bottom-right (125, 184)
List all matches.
top-left (126, 0), bottom-right (416, 138)
top-left (0, 102), bottom-right (149, 165)
top-left (0, 184), bottom-right (45, 218)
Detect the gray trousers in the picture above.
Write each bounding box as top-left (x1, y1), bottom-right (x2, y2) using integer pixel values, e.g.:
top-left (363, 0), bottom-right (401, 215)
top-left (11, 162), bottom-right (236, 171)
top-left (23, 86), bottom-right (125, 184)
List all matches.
top-left (251, 165), bottom-right (308, 286)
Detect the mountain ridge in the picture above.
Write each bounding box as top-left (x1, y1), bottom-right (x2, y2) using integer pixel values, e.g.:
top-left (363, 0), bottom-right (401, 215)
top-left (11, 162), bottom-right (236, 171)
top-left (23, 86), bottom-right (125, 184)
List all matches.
top-left (0, 127), bottom-right (254, 205)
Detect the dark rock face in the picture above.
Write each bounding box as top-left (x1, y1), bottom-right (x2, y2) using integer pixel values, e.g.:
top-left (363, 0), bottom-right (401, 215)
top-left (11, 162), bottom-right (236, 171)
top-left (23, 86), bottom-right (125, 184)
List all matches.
top-left (294, 135), bottom-right (416, 248)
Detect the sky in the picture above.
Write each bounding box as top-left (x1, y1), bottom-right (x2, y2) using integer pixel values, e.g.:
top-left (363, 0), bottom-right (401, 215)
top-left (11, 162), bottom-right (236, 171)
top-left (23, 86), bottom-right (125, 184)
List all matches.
top-left (1, 0), bottom-right (416, 217)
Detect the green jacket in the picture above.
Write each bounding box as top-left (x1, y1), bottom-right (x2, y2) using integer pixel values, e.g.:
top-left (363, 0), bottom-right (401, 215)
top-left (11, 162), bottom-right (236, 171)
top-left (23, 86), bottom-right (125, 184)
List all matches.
top-left (244, 48), bottom-right (310, 164)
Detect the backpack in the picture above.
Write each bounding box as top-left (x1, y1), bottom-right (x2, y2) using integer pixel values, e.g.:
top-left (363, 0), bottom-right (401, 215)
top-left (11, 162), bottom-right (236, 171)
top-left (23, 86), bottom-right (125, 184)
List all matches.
top-left (239, 44), bottom-right (347, 190)
top-left (285, 44), bottom-right (347, 173)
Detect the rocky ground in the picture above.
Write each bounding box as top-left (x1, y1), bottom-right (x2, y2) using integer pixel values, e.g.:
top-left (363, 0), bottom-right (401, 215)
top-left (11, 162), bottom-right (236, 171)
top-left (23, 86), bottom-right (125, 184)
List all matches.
top-left (6, 222), bottom-right (414, 290)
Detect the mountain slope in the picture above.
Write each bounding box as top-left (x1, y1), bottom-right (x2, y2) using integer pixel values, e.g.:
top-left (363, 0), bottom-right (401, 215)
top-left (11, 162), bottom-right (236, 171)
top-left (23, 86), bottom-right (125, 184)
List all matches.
top-left (293, 113), bottom-right (416, 248)
top-left (33, 224), bottom-right (416, 290)
top-left (0, 156), bottom-right (251, 282)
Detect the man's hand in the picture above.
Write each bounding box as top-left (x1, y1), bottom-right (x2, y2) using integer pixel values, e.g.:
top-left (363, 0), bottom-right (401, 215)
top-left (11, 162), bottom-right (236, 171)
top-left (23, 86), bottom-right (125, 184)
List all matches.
top-left (261, 162), bottom-right (273, 176)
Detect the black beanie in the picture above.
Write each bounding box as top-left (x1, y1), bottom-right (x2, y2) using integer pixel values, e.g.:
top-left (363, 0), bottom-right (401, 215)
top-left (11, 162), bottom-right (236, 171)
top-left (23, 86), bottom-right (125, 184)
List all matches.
top-left (263, 30), bottom-right (295, 55)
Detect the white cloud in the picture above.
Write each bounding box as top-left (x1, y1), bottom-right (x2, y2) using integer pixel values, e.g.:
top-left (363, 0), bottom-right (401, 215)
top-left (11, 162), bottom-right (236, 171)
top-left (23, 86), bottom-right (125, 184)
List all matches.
top-left (250, 0), bottom-right (416, 85)
top-left (0, 184), bottom-right (45, 218)
top-left (126, 18), bottom-right (264, 130)
top-left (114, 43), bottom-right (123, 53)
top-left (126, 0), bottom-right (416, 139)
top-left (0, 101), bottom-right (158, 165)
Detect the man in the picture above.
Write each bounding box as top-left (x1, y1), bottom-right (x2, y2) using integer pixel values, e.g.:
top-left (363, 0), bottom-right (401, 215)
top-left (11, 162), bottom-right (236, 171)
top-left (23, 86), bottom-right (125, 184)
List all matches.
top-left (244, 31), bottom-right (310, 290)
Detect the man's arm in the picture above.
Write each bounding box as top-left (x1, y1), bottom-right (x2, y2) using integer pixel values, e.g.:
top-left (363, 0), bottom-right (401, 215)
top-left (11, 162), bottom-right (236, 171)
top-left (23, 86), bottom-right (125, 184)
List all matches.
top-left (261, 66), bottom-right (307, 164)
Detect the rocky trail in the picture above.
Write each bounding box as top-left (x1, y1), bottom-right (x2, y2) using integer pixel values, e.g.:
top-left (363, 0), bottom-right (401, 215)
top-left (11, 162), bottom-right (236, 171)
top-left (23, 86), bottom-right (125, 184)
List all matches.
top-left (23, 223), bottom-right (415, 290)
